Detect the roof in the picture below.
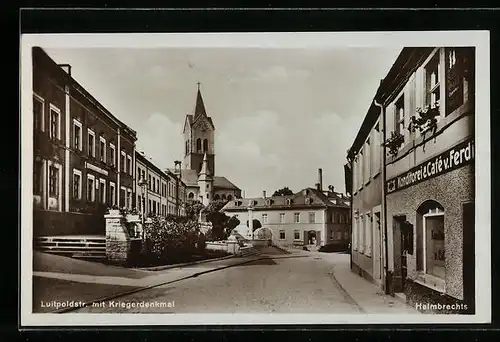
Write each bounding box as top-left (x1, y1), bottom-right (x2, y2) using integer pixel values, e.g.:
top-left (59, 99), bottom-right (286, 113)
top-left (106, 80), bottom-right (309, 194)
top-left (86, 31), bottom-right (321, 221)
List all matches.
top-left (135, 151), bottom-right (170, 179)
top-left (213, 176), bottom-right (240, 190)
top-left (33, 47), bottom-right (137, 140)
top-left (194, 88), bottom-right (207, 118)
top-left (347, 47), bottom-right (434, 160)
top-left (221, 187), bottom-right (346, 212)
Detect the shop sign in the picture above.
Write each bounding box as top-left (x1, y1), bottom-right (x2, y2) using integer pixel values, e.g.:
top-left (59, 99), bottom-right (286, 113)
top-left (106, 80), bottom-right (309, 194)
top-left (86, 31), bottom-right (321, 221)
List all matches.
top-left (386, 138), bottom-right (474, 194)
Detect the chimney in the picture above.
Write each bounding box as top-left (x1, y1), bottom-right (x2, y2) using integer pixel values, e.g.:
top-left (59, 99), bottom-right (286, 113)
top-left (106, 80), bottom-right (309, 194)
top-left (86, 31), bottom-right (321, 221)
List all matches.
top-left (263, 190), bottom-right (266, 198)
top-left (318, 168), bottom-right (323, 192)
top-left (315, 183), bottom-right (321, 191)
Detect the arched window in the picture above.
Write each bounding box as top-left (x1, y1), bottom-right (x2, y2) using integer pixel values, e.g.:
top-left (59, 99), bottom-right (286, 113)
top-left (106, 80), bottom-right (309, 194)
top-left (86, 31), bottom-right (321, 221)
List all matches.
top-left (188, 192), bottom-right (194, 200)
top-left (203, 139), bottom-right (208, 152)
top-left (196, 138), bottom-right (201, 152)
top-left (227, 194), bottom-right (233, 201)
top-left (221, 194), bottom-right (227, 200)
top-left (214, 194), bottom-right (220, 200)
top-left (416, 200), bottom-right (445, 279)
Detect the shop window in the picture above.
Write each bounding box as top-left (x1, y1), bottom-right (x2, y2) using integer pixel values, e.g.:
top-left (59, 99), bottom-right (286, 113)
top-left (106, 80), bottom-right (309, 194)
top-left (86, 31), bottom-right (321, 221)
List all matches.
top-left (416, 200), bottom-right (445, 279)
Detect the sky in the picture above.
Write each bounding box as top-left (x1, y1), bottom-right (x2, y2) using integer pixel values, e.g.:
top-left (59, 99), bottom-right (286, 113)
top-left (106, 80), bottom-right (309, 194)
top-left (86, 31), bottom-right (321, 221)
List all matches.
top-left (44, 46), bottom-right (402, 197)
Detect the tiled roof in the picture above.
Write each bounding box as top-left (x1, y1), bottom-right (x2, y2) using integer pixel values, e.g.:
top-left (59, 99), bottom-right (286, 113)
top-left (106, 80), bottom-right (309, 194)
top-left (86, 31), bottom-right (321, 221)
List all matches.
top-left (221, 187), bottom-right (343, 211)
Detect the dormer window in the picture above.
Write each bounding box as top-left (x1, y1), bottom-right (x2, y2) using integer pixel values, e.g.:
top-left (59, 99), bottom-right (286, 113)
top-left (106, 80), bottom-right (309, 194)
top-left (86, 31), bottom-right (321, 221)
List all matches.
top-left (285, 198), bottom-right (293, 206)
top-left (234, 200), bottom-right (241, 207)
top-left (248, 200), bottom-right (257, 206)
top-left (265, 199), bottom-right (273, 206)
top-left (305, 197), bottom-right (313, 205)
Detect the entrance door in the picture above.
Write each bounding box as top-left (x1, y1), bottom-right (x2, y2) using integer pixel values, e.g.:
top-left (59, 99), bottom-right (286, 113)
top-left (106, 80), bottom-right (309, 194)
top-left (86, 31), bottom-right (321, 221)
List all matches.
top-left (392, 216), bottom-right (407, 293)
top-left (375, 212), bottom-right (383, 281)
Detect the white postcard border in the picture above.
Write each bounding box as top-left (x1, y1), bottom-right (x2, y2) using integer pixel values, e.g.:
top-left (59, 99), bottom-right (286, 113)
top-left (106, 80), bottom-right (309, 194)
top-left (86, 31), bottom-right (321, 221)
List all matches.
top-left (20, 30), bottom-right (491, 326)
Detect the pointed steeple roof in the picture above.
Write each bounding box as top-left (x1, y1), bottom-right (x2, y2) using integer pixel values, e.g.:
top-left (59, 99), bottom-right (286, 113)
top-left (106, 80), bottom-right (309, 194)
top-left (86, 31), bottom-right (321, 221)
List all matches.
top-left (198, 152), bottom-right (211, 177)
top-left (194, 82), bottom-right (207, 119)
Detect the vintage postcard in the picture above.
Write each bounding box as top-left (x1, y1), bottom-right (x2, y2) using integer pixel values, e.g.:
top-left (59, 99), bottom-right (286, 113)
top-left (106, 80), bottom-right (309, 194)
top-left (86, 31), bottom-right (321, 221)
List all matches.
top-left (20, 31), bottom-right (490, 326)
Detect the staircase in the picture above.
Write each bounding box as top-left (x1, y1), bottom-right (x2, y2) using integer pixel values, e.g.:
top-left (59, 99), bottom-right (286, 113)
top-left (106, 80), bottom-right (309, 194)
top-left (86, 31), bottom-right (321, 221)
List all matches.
top-left (34, 235), bottom-right (106, 260)
top-left (239, 245), bottom-right (261, 257)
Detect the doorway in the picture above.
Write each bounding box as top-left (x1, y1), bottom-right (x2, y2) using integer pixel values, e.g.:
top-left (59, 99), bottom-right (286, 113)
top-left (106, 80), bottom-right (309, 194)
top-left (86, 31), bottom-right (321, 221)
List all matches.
top-left (392, 215), bottom-right (407, 293)
top-left (307, 230), bottom-right (317, 245)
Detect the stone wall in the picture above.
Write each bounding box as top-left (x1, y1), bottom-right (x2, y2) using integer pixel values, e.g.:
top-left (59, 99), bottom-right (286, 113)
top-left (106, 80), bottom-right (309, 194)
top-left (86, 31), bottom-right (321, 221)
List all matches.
top-left (105, 210), bottom-right (142, 265)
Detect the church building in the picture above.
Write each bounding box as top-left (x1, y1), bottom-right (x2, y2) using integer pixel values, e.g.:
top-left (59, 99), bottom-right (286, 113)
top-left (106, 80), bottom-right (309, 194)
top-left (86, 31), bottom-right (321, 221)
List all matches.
top-left (172, 84), bottom-right (242, 206)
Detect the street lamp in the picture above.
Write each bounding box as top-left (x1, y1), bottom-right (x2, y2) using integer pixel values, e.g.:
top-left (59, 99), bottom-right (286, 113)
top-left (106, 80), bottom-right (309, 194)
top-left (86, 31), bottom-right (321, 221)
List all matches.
top-left (138, 174), bottom-right (148, 239)
top-left (174, 160), bottom-right (181, 216)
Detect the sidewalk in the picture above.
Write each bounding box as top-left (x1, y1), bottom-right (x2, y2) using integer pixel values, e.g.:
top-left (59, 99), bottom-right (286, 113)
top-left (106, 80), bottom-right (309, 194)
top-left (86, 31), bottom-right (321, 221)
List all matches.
top-left (32, 251), bottom-right (263, 313)
top-left (311, 251), bottom-right (421, 314)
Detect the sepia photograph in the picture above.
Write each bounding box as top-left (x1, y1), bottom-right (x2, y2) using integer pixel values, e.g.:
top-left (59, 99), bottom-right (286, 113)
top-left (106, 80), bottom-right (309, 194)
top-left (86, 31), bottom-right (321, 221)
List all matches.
top-left (20, 31), bottom-right (490, 326)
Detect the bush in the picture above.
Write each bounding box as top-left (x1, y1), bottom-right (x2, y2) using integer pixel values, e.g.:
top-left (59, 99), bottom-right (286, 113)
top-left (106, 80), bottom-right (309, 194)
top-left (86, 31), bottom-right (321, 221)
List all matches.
top-left (141, 215), bottom-right (201, 264)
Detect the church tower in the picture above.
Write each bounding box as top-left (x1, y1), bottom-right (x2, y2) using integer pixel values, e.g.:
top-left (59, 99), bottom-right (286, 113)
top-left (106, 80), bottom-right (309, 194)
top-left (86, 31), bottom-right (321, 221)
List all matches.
top-left (183, 83), bottom-right (216, 176)
top-left (198, 152), bottom-right (214, 206)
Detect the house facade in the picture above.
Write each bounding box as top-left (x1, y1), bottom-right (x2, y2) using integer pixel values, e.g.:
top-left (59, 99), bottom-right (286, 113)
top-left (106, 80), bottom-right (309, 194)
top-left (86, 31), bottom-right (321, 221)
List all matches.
top-left (346, 47), bottom-right (475, 314)
top-left (32, 47), bottom-right (137, 237)
top-left (222, 184), bottom-right (350, 249)
top-left (383, 47), bottom-right (475, 313)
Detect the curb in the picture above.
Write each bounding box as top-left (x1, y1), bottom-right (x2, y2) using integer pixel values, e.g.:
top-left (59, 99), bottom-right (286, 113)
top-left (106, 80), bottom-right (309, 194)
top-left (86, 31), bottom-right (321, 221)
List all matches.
top-left (137, 254), bottom-right (236, 272)
top-left (272, 245), bottom-right (292, 254)
top-left (53, 255), bottom-right (267, 314)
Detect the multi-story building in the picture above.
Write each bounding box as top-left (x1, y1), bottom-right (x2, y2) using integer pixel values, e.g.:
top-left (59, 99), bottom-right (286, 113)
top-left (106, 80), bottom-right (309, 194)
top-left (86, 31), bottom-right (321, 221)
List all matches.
top-left (32, 47), bottom-right (137, 237)
top-left (346, 93), bottom-right (385, 287)
top-left (346, 47), bottom-right (475, 313)
top-left (135, 151), bottom-right (187, 217)
top-left (222, 170), bottom-right (350, 248)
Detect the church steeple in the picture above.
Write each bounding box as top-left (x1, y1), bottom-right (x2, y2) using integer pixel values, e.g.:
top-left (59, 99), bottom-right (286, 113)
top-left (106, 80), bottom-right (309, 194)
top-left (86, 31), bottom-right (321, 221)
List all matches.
top-left (198, 152), bottom-right (211, 177)
top-left (198, 152), bottom-right (213, 205)
top-left (194, 82), bottom-right (207, 119)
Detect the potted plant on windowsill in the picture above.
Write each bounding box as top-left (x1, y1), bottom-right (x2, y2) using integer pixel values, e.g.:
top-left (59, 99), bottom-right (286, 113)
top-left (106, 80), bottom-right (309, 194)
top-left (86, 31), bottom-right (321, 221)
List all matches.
top-left (384, 131), bottom-right (405, 158)
top-left (408, 103), bottom-right (440, 151)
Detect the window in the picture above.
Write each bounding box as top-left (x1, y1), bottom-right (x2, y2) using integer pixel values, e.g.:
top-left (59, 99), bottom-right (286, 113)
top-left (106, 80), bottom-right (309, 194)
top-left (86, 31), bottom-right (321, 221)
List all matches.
top-left (127, 155), bottom-right (132, 175)
top-left (196, 138), bottom-right (202, 152)
top-left (127, 189), bottom-right (132, 209)
top-left (294, 230), bottom-right (300, 240)
top-left (417, 202), bottom-right (445, 279)
top-left (87, 175), bottom-right (95, 202)
top-left (365, 214), bottom-right (372, 256)
top-left (148, 174), bottom-right (151, 190)
top-left (395, 94), bottom-right (405, 137)
top-left (353, 157), bottom-right (358, 191)
top-left (352, 216), bottom-right (358, 251)
top-left (445, 48), bottom-right (471, 115)
top-left (149, 199), bottom-right (152, 214)
top-left (425, 52), bottom-right (441, 110)
top-left (359, 150), bottom-right (364, 187)
top-left (280, 213), bottom-right (285, 224)
top-left (294, 212), bottom-right (300, 223)
top-left (33, 94), bottom-right (44, 132)
top-left (48, 166), bottom-right (59, 198)
top-left (262, 213), bottom-right (268, 224)
top-left (359, 216), bottom-right (365, 253)
top-left (121, 151), bottom-right (126, 173)
top-left (99, 179), bottom-right (106, 204)
top-left (110, 144), bottom-right (116, 167)
top-left (34, 160), bottom-right (43, 195)
top-left (49, 104), bottom-right (60, 140)
top-left (309, 212), bottom-right (315, 224)
top-left (109, 182), bottom-right (116, 205)
top-left (73, 120), bottom-right (82, 151)
top-left (73, 169), bottom-right (82, 199)
top-left (120, 187), bottom-right (126, 208)
top-left (364, 138), bottom-right (371, 183)
top-left (99, 137), bottom-right (106, 163)
top-left (279, 230), bottom-right (285, 240)
top-left (203, 139), bottom-right (208, 152)
top-left (88, 130), bottom-right (95, 157)
top-left (227, 195), bottom-right (233, 201)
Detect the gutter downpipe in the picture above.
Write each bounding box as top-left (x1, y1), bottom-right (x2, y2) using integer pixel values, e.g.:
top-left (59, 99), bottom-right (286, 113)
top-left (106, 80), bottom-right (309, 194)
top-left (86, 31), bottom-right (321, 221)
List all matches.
top-left (349, 159), bottom-right (353, 271)
top-left (375, 99), bottom-right (390, 296)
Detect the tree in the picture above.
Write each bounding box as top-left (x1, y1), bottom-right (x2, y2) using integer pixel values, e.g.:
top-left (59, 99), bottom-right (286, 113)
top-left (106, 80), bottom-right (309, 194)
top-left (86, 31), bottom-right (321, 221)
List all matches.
top-left (272, 187), bottom-right (293, 196)
top-left (203, 200), bottom-right (230, 240)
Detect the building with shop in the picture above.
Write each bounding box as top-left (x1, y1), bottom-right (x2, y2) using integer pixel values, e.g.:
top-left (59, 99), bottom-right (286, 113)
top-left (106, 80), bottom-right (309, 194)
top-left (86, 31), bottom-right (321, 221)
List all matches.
top-left (169, 84), bottom-right (241, 206)
top-left (135, 151), bottom-right (186, 217)
top-left (221, 169), bottom-right (350, 249)
top-left (346, 47), bottom-right (475, 314)
top-left (32, 47), bottom-right (137, 237)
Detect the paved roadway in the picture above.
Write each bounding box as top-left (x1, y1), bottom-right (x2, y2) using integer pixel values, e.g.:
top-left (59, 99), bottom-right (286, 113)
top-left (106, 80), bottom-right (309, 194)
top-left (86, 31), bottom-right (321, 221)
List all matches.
top-left (74, 246), bottom-right (364, 314)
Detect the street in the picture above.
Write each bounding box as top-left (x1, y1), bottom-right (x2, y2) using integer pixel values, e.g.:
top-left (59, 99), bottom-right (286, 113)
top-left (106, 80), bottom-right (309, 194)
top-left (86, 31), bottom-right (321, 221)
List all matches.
top-left (71, 247), bottom-right (413, 314)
